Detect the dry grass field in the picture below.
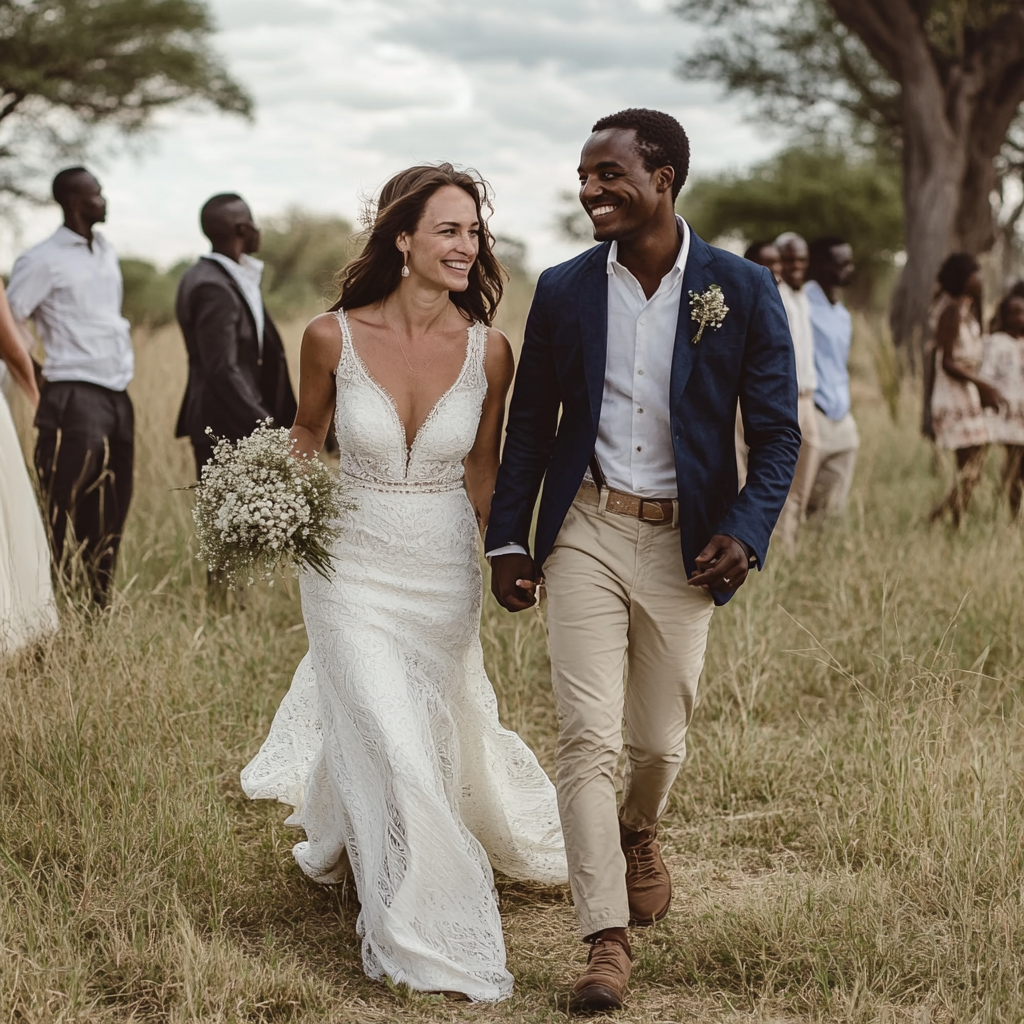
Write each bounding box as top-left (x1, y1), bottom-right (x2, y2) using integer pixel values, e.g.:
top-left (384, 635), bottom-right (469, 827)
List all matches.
top-left (2, 296), bottom-right (1024, 1023)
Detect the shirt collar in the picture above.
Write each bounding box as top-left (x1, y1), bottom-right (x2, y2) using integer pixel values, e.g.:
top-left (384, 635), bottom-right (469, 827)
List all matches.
top-left (202, 251), bottom-right (264, 286)
top-left (606, 215), bottom-right (689, 278)
top-left (54, 225), bottom-right (99, 248)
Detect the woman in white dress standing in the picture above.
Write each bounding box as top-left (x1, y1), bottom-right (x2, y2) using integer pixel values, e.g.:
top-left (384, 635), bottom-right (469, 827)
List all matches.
top-left (241, 164), bottom-right (566, 1001)
top-left (0, 280), bottom-right (58, 654)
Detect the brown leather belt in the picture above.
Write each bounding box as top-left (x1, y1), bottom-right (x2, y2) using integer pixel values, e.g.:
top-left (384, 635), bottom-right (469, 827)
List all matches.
top-left (577, 481), bottom-right (677, 525)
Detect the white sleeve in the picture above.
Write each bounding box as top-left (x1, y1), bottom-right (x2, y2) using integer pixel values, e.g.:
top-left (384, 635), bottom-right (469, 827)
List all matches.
top-left (6, 250), bottom-right (52, 322)
top-left (484, 543), bottom-right (529, 561)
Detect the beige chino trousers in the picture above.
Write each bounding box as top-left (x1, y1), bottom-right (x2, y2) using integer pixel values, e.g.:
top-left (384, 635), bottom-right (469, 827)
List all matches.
top-left (544, 486), bottom-right (715, 938)
top-left (807, 408), bottom-right (859, 518)
top-left (774, 393), bottom-right (822, 552)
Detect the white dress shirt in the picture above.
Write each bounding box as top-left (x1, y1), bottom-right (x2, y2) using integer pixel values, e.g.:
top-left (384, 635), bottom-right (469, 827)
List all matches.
top-left (594, 216), bottom-right (690, 497)
top-left (7, 226), bottom-right (133, 391)
top-left (777, 280), bottom-right (817, 394)
top-left (202, 252), bottom-right (266, 357)
top-left (486, 217), bottom-right (690, 558)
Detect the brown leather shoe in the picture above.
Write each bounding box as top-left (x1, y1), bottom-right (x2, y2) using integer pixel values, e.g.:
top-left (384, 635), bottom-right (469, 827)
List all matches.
top-left (569, 933), bottom-right (632, 1014)
top-left (621, 821), bottom-right (672, 925)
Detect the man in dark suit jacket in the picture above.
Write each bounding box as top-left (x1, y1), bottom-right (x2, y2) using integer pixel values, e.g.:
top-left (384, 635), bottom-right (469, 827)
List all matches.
top-left (175, 193), bottom-right (297, 477)
top-left (486, 109), bottom-right (800, 1014)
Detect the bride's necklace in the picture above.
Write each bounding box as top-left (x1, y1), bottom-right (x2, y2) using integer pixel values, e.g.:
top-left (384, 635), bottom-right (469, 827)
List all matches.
top-left (381, 301), bottom-right (451, 376)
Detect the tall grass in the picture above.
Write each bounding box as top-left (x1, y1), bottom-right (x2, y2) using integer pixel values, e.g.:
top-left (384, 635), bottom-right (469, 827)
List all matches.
top-left (1, 306), bottom-right (1023, 1022)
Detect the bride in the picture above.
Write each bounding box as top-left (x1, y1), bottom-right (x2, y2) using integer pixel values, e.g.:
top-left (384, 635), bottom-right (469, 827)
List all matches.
top-left (241, 164), bottom-right (567, 1000)
top-left (0, 280), bottom-right (58, 655)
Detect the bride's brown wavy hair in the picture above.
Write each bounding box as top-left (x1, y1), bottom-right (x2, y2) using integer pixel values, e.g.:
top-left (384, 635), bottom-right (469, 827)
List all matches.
top-left (330, 163), bottom-right (504, 325)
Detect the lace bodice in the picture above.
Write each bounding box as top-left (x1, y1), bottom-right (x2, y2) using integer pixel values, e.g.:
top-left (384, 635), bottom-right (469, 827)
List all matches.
top-left (334, 310), bottom-right (488, 491)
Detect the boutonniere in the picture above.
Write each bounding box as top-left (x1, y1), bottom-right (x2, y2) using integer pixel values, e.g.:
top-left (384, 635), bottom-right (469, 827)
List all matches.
top-left (688, 284), bottom-right (729, 344)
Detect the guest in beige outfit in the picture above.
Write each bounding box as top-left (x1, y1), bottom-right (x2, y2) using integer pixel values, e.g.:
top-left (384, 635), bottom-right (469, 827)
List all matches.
top-left (736, 240), bottom-right (784, 483)
top-left (486, 108), bottom-right (800, 1015)
top-left (774, 232), bottom-right (821, 551)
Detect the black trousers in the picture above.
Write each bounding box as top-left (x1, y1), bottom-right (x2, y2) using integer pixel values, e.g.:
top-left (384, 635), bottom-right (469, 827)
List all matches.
top-left (34, 381), bottom-right (134, 604)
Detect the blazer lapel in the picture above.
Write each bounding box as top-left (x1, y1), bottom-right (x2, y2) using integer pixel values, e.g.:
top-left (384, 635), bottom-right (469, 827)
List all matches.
top-left (578, 244), bottom-right (610, 433)
top-left (671, 228), bottom-right (717, 398)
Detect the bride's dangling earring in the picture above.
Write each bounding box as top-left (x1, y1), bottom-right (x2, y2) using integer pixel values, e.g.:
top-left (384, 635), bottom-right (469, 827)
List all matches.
top-left (401, 250), bottom-right (410, 278)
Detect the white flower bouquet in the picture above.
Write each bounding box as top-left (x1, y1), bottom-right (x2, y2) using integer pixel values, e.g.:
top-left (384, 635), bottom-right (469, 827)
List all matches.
top-left (192, 423), bottom-right (350, 587)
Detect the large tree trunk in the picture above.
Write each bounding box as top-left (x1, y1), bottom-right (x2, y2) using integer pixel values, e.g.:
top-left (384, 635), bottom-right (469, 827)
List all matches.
top-left (890, 122), bottom-right (964, 371)
top-left (829, 0), bottom-right (1024, 368)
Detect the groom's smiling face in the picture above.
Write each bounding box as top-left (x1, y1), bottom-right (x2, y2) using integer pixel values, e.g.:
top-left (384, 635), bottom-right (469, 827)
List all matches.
top-left (578, 128), bottom-right (674, 243)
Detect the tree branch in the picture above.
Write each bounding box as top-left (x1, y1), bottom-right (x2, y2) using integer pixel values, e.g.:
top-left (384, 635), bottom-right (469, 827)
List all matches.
top-left (0, 91), bottom-right (23, 123)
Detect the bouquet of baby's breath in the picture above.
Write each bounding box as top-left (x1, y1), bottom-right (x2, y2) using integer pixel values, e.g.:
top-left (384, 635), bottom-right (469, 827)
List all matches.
top-left (192, 423), bottom-right (350, 587)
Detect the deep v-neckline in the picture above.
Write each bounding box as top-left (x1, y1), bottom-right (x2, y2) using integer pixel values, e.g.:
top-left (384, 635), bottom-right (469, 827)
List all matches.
top-left (338, 310), bottom-right (476, 473)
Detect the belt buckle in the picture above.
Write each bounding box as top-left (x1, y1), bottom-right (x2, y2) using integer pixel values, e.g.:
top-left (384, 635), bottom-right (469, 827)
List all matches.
top-left (640, 500), bottom-right (666, 523)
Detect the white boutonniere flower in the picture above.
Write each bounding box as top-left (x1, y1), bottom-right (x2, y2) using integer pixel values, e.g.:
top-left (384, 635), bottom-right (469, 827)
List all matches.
top-left (688, 284), bottom-right (729, 344)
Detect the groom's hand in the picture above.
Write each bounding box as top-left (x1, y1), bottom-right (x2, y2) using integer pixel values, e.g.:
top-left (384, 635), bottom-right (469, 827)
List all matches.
top-left (688, 534), bottom-right (752, 593)
top-left (490, 553), bottom-right (541, 612)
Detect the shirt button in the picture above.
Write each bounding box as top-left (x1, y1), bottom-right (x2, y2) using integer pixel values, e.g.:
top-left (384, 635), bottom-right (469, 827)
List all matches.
top-left (639, 317), bottom-right (647, 326)
top-left (637, 368), bottom-right (644, 375)
top-left (638, 408), bottom-right (644, 414)
top-left (636, 445), bottom-right (642, 452)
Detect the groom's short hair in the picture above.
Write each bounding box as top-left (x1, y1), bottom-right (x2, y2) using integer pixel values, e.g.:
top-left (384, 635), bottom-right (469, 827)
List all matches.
top-left (591, 108), bottom-right (690, 199)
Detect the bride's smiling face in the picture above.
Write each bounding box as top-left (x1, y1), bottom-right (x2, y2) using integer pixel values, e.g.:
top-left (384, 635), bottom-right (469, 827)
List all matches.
top-left (399, 185), bottom-right (480, 293)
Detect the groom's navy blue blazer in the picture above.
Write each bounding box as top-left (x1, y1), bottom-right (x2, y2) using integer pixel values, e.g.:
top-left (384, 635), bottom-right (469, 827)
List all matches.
top-left (485, 229), bottom-right (801, 607)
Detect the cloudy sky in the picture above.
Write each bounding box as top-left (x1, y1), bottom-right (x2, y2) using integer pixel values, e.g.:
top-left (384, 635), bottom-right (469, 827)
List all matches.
top-left (9, 0), bottom-right (780, 272)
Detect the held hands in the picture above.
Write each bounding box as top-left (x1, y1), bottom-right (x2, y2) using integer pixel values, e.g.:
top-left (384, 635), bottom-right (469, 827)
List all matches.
top-left (490, 552), bottom-right (542, 612)
top-left (688, 534), bottom-right (752, 594)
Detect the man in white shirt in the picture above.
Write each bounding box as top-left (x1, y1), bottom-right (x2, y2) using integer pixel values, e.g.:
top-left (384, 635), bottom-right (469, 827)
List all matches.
top-left (774, 232), bottom-right (821, 550)
top-left (486, 108), bottom-right (800, 1013)
top-left (7, 167), bottom-right (134, 606)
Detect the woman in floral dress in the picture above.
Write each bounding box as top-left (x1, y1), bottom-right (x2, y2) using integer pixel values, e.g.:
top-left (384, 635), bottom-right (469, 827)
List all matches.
top-left (981, 291), bottom-right (1024, 518)
top-left (929, 253), bottom-right (1002, 527)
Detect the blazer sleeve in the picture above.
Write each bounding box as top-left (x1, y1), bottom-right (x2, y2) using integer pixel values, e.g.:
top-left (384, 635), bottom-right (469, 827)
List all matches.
top-left (484, 273), bottom-right (563, 555)
top-left (191, 280), bottom-right (271, 430)
top-left (715, 266), bottom-right (801, 565)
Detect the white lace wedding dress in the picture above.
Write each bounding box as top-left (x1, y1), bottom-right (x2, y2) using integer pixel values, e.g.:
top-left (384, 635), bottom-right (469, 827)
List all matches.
top-left (241, 311), bottom-right (567, 1001)
top-left (0, 390), bottom-right (58, 655)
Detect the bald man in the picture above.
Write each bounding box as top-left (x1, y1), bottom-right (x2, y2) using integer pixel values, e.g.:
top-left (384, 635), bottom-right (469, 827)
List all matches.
top-left (773, 232), bottom-right (820, 551)
top-left (175, 193), bottom-right (296, 476)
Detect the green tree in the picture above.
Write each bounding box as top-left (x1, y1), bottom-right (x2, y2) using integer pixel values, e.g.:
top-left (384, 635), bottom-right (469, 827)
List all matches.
top-left (676, 0), bottom-right (1024, 359)
top-left (258, 209), bottom-right (360, 319)
top-left (683, 146), bottom-right (904, 305)
top-left (119, 257), bottom-right (188, 328)
top-left (0, 0), bottom-right (251, 196)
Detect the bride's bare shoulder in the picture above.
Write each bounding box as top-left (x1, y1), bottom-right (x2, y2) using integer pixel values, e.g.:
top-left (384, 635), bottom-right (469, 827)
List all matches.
top-left (301, 312), bottom-right (343, 362)
top-left (483, 326), bottom-right (514, 390)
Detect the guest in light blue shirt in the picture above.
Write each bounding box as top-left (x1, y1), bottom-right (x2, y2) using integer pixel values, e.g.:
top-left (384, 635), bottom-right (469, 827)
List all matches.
top-left (804, 238), bottom-right (858, 516)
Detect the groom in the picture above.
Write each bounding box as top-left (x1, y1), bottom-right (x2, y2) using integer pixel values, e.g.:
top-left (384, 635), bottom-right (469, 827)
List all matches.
top-left (486, 109), bottom-right (800, 1014)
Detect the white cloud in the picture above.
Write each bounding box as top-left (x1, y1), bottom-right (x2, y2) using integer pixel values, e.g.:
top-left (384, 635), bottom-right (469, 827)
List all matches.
top-left (2, 0), bottom-right (781, 274)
